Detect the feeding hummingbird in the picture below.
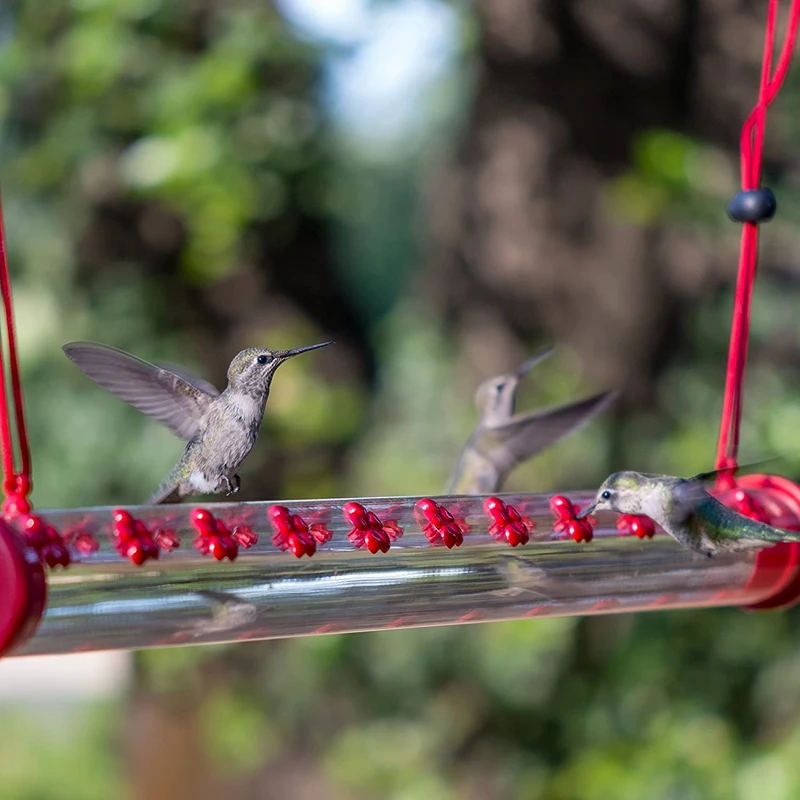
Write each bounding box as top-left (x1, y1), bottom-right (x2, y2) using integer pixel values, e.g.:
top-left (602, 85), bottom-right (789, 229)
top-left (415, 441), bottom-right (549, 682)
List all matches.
top-left (447, 347), bottom-right (615, 494)
top-left (63, 340), bottom-right (332, 504)
top-left (578, 469), bottom-right (800, 557)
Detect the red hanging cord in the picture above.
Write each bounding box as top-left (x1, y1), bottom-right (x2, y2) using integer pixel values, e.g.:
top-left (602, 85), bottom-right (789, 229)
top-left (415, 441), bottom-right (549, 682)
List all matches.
top-left (0, 195), bottom-right (71, 570)
top-left (0, 196), bottom-right (31, 505)
top-left (703, 0), bottom-right (800, 611)
top-left (715, 0), bottom-right (800, 472)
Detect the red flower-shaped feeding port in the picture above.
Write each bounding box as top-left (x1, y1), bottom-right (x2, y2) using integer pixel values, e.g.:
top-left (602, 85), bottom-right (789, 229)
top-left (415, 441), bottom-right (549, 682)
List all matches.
top-left (549, 495), bottom-right (593, 543)
top-left (343, 502), bottom-right (403, 554)
top-left (728, 488), bottom-right (770, 524)
top-left (155, 529), bottom-right (181, 552)
top-left (484, 497), bottom-right (534, 547)
top-left (268, 505), bottom-right (332, 558)
top-left (21, 514), bottom-right (71, 568)
top-left (4, 492), bottom-right (71, 568)
top-left (112, 509), bottom-right (163, 566)
top-left (414, 498), bottom-right (468, 549)
top-left (71, 530), bottom-right (99, 556)
top-left (616, 514), bottom-right (656, 539)
top-left (190, 508), bottom-right (258, 562)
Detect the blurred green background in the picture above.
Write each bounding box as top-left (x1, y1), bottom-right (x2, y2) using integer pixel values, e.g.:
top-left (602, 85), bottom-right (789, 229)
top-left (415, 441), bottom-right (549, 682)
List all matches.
top-left (4, 0), bottom-right (800, 797)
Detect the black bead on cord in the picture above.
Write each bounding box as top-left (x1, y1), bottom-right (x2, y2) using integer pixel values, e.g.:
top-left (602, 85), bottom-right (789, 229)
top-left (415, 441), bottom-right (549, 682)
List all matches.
top-left (726, 188), bottom-right (777, 223)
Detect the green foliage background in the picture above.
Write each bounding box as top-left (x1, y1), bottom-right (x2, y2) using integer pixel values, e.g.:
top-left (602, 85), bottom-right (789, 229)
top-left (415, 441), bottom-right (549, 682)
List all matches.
top-left (3, 1), bottom-right (800, 798)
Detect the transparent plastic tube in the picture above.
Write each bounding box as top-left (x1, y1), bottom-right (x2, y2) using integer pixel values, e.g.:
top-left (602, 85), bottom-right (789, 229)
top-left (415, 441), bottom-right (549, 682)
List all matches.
top-left (10, 490), bottom-right (774, 657)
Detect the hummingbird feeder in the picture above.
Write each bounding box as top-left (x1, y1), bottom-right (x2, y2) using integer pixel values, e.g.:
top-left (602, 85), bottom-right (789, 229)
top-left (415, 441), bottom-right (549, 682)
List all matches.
top-left (2, 0), bottom-right (800, 659)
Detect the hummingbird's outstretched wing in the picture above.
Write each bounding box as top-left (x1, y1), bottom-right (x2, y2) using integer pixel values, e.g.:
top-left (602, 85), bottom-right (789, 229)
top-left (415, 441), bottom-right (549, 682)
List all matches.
top-left (671, 479), bottom-right (716, 521)
top-left (483, 391), bottom-right (616, 475)
top-left (155, 363), bottom-right (221, 399)
top-left (63, 342), bottom-right (218, 440)
top-left (688, 458), bottom-right (782, 484)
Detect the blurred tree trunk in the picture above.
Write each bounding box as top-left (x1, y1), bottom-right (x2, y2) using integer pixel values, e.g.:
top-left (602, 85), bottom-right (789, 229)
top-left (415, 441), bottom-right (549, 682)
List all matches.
top-left (428, 0), bottom-right (763, 407)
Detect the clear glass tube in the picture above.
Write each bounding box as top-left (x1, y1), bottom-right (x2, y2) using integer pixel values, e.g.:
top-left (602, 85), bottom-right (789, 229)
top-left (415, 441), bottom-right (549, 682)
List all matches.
top-left (11, 491), bottom-right (771, 657)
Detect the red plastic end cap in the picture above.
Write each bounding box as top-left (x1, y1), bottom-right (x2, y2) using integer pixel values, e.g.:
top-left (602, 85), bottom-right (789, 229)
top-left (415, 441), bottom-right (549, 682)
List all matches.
top-left (732, 474), bottom-right (800, 611)
top-left (0, 518), bottom-right (46, 656)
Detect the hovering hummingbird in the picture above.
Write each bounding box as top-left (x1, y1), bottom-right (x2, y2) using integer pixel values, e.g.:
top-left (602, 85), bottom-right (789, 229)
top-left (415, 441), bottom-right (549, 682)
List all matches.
top-left (447, 347), bottom-right (615, 494)
top-left (63, 340), bottom-right (332, 504)
top-left (578, 469), bottom-right (800, 557)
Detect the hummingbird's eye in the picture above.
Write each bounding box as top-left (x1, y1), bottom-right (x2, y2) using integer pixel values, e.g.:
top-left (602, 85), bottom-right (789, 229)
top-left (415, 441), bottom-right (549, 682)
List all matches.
top-left (256, 354), bottom-right (271, 365)
top-left (601, 490), bottom-right (612, 500)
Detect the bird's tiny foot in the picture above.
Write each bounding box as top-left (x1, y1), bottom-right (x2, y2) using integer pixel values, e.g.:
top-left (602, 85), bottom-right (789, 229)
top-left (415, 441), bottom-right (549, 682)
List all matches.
top-left (221, 474), bottom-right (241, 496)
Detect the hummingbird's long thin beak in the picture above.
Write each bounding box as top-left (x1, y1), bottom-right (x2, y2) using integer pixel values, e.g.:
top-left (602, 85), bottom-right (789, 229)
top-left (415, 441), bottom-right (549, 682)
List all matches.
top-left (276, 341), bottom-right (334, 360)
top-left (575, 502), bottom-right (596, 520)
top-left (515, 346), bottom-right (555, 379)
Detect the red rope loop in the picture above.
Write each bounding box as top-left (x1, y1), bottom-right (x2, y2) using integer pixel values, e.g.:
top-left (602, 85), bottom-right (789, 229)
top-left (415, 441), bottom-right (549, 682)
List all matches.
top-left (716, 0), bottom-right (800, 473)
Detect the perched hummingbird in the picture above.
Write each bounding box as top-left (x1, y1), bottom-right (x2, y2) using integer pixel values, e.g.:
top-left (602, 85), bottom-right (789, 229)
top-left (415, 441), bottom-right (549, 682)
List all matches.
top-left (447, 347), bottom-right (615, 494)
top-left (62, 340), bottom-right (332, 503)
top-left (578, 469), bottom-right (800, 557)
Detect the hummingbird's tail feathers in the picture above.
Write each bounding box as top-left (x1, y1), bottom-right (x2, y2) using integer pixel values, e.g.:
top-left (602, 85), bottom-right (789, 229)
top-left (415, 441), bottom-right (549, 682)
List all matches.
top-left (736, 523), bottom-right (800, 545)
top-left (445, 444), bottom-right (502, 495)
top-left (63, 341), bottom-right (215, 440)
top-left (148, 478), bottom-right (181, 505)
top-left (711, 496), bottom-right (800, 546)
top-left (488, 390), bottom-right (617, 475)
top-left (768, 528), bottom-right (800, 543)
